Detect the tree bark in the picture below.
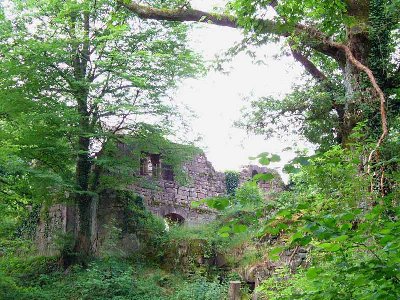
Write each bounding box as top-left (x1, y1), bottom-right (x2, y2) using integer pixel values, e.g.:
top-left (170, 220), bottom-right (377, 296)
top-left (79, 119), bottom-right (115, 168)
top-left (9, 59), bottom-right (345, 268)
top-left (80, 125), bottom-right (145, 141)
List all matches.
top-left (67, 10), bottom-right (96, 260)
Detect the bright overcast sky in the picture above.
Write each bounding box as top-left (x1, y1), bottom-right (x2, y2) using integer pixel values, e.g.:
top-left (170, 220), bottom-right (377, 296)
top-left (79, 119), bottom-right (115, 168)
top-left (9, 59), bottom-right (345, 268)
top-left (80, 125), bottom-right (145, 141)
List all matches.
top-left (173, 0), bottom-right (309, 176)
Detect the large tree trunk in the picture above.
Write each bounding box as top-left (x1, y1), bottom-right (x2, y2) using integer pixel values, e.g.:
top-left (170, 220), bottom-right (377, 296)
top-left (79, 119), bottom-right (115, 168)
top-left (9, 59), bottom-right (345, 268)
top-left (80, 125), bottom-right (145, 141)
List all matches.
top-left (75, 102), bottom-right (92, 257)
top-left (339, 2), bottom-right (371, 145)
top-left (65, 10), bottom-right (96, 262)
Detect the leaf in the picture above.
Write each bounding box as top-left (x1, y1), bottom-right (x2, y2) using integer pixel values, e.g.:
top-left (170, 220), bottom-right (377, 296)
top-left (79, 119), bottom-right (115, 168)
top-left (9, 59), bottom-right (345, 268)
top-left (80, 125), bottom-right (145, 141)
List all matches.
top-left (270, 154), bottom-right (281, 162)
top-left (319, 243), bottom-right (341, 252)
top-left (257, 152), bottom-right (269, 157)
top-left (218, 226), bottom-right (231, 233)
top-left (299, 236), bottom-right (312, 246)
top-left (269, 246), bottom-right (284, 261)
top-left (332, 235), bottom-right (348, 242)
top-left (206, 197), bottom-right (230, 210)
top-left (290, 232), bottom-right (303, 243)
top-left (293, 156), bottom-right (310, 166)
top-left (283, 164), bottom-right (300, 174)
top-left (258, 157), bottom-right (270, 165)
top-left (277, 209), bottom-right (292, 218)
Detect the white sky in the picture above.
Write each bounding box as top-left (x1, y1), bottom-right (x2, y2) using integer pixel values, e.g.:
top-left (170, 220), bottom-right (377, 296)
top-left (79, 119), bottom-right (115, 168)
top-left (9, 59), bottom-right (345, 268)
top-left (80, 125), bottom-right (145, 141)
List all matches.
top-left (173, 0), bottom-right (309, 176)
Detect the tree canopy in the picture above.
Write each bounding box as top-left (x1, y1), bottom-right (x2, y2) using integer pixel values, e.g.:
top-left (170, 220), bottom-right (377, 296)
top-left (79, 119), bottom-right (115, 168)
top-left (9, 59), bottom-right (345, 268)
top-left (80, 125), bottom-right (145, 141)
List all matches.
top-left (0, 0), bottom-right (202, 257)
top-left (121, 0), bottom-right (399, 148)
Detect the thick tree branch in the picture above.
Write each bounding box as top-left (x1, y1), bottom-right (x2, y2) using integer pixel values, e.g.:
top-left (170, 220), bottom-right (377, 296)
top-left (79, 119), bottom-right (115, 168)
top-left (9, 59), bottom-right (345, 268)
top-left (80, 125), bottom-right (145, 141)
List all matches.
top-left (290, 49), bottom-right (327, 82)
top-left (119, 1), bottom-right (345, 64)
top-left (120, 1), bottom-right (237, 27)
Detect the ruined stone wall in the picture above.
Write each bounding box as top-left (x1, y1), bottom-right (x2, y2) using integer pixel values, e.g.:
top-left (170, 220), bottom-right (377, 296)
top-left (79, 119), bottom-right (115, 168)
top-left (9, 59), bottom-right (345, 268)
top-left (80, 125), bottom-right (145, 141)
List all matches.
top-left (34, 204), bottom-right (67, 256)
top-left (34, 151), bottom-right (285, 255)
top-left (131, 153), bottom-right (226, 225)
top-left (239, 165), bottom-right (284, 197)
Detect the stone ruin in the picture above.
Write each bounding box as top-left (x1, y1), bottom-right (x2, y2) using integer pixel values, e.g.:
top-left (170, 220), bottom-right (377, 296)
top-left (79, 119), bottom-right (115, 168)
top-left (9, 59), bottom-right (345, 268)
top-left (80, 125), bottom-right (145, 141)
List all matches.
top-left (33, 148), bottom-right (284, 255)
top-left (135, 152), bottom-right (284, 226)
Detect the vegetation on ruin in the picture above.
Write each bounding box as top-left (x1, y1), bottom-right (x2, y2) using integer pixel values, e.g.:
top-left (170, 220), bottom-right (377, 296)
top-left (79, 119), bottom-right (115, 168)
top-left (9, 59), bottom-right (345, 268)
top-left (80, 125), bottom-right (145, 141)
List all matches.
top-left (1, 0), bottom-right (400, 299)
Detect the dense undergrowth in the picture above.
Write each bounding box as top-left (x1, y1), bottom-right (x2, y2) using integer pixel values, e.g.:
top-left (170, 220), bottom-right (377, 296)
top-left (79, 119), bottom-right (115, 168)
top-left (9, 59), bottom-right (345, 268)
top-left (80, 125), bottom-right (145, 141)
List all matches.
top-left (0, 223), bottom-right (230, 300)
top-left (0, 256), bottom-right (228, 300)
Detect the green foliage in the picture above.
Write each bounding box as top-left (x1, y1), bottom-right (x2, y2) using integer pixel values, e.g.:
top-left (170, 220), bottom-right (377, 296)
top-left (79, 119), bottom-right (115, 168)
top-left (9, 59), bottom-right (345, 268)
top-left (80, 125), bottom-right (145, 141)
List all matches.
top-left (257, 145), bottom-right (400, 299)
top-left (235, 181), bottom-right (264, 207)
top-left (225, 171), bottom-right (240, 195)
top-left (369, 0), bottom-right (398, 87)
top-left (237, 81), bottom-right (345, 149)
top-left (0, 0), bottom-right (203, 258)
top-left (0, 254), bottom-right (228, 300)
top-left (171, 278), bottom-right (227, 300)
top-left (0, 0), bottom-right (202, 192)
top-left (249, 152), bottom-right (281, 166)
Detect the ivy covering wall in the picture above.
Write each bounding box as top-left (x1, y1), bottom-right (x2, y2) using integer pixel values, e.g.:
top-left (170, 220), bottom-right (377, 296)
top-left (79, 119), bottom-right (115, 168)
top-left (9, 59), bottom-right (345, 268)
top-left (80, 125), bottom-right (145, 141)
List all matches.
top-left (225, 171), bottom-right (240, 196)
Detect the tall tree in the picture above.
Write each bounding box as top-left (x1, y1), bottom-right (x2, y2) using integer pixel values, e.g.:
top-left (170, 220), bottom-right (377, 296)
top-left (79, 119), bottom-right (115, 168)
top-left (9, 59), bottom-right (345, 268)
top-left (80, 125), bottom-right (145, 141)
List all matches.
top-left (120, 0), bottom-right (399, 147)
top-left (0, 0), bottom-right (201, 258)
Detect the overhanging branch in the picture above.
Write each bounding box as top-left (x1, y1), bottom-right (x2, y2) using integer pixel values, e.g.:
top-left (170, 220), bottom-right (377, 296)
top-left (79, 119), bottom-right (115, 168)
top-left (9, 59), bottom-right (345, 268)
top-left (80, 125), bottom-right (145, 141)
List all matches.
top-left (290, 48), bottom-right (327, 82)
top-left (119, 1), bottom-right (345, 64)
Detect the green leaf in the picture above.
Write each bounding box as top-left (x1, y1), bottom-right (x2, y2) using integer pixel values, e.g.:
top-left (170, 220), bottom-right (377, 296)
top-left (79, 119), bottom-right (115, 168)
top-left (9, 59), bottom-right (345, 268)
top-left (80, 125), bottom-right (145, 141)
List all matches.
top-left (299, 236), bottom-right (312, 246)
top-left (277, 209), bottom-right (292, 218)
top-left (290, 232), bottom-right (303, 242)
top-left (269, 246), bottom-right (284, 261)
top-left (206, 197), bottom-right (230, 210)
top-left (258, 157), bottom-right (270, 165)
top-left (219, 232), bottom-right (230, 238)
top-left (270, 154), bottom-right (281, 162)
top-left (332, 235), bottom-right (348, 242)
top-left (283, 164), bottom-right (300, 174)
top-left (319, 243), bottom-right (341, 252)
top-left (218, 226), bottom-right (231, 233)
top-left (257, 152), bottom-right (269, 157)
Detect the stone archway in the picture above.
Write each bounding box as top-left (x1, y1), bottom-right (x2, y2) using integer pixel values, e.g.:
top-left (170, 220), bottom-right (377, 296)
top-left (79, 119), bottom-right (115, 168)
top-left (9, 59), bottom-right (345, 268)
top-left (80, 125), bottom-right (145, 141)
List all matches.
top-left (164, 212), bottom-right (185, 225)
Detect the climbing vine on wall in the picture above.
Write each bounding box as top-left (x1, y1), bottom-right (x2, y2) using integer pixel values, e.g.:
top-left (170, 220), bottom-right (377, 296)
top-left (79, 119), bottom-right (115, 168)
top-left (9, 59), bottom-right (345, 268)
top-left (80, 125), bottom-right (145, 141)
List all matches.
top-left (225, 171), bottom-right (240, 196)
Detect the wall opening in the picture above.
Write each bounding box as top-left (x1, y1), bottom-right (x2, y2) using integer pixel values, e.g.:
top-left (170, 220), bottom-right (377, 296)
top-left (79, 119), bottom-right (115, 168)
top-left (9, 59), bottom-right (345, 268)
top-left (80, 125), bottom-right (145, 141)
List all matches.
top-left (139, 156), bottom-right (149, 175)
top-left (161, 163), bottom-right (174, 181)
top-left (164, 213), bottom-right (185, 226)
top-left (150, 154), bottom-right (161, 178)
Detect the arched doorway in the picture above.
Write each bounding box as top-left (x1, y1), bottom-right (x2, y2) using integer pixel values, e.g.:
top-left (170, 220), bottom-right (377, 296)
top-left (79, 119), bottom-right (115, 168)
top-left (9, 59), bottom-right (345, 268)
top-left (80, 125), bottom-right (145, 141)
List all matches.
top-left (164, 212), bottom-right (185, 226)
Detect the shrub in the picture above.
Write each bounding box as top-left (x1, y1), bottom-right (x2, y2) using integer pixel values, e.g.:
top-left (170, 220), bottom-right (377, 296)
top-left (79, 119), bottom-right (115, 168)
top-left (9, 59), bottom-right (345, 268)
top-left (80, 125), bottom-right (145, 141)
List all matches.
top-left (225, 171), bottom-right (240, 196)
top-left (234, 182), bottom-right (264, 207)
top-left (171, 278), bottom-right (227, 300)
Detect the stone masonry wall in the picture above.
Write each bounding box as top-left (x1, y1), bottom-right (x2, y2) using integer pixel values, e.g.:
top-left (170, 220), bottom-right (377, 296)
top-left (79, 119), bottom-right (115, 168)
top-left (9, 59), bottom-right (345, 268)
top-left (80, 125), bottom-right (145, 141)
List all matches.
top-left (239, 165), bottom-right (284, 196)
top-left (34, 151), bottom-right (285, 255)
top-left (131, 153), bottom-right (226, 225)
top-left (130, 154), bottom-right (284, 225)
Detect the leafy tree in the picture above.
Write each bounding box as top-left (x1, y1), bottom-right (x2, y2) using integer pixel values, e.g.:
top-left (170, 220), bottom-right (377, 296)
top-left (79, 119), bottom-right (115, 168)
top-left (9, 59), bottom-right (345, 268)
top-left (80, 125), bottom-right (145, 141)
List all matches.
top-left (120, 0), bottom-right (399, 147)
top-left (0, 0), bottom-right (201, 258)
